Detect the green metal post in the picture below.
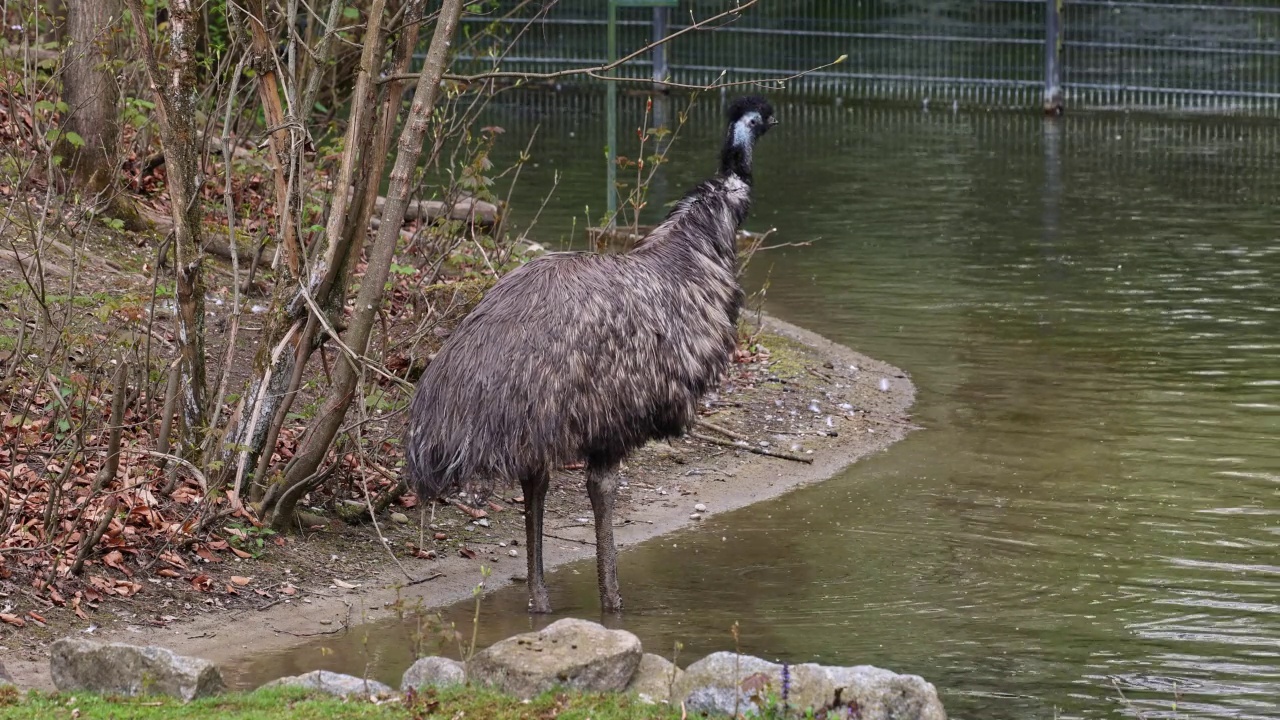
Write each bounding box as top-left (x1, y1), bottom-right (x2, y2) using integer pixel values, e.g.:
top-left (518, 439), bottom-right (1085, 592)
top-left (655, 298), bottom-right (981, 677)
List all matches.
top-left (1043, 0), bottom-right (1064, 115)
top-left (606, 0), bottom-right (618, 227)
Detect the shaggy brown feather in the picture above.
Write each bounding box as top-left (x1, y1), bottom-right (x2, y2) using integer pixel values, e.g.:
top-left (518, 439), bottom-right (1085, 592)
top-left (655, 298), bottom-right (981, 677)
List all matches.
top-left (406, 175), bottom-right (749, 498)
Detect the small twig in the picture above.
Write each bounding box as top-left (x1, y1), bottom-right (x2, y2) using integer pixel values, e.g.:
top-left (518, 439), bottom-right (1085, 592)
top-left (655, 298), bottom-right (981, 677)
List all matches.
top-left (856, 413), bottom-right (921, 430)
top-left (403, 572), bottom-right (445, 587)
top-left (121, 448), bottom-right (210, 492)
top-left (807, 366), bottom-right (833, 383)
top-left (93, 359), bottom-right (129, 491)
top-left (545, 532), bottom-right (595, 546)
top-left (267, 624), bottom-right (346, 638)
top-left (695, 419), bottom-right (747, 442)
top-left (360, 474), bottom-right (413, 581)
top-left (20, 588), bottom-right (55, 610)
top-left (156, 359), bottom-right (181, 475)
top-left (256, 597), bottom-right (288, 612)
top-left (44, 371), bottom-right (70, 412)
top-left (70, 497), bottom-right (119, 575)
top-left (688, 431), bottom-right (814, 464)
top-left (383, 0), bottom-right (766, 86)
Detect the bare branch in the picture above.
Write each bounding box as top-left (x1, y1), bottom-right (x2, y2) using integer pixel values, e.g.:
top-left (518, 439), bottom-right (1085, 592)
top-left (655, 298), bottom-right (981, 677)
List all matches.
top-left (380, 0), bottom-right (763, 86)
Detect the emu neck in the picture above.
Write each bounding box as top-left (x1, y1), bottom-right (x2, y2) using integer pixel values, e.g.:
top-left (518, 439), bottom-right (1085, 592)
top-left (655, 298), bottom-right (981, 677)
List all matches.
top-left (718, 119), bottom-right (756, 182)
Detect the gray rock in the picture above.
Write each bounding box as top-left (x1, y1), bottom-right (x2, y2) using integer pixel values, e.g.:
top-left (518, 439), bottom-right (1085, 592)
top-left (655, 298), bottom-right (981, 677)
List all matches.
top-left (677, 654), bottom-right (944, 719)
top-left (50, 637), bottom-right (225, 701)
top-left (469, 617), bottom-right (642, 698)
top-left (0, 659), bottom-right (13, 687)
top-left (825, 665), bottom-right (947, 720)
top-left (676, 653), bottom-right (832, 716)
top-left (390, 512), bottom-right (410, 524)
top-left (401, 656), bottom-right (466, 692)
top-left (625, 653), bottom-right (683, 704)
top-left (259, 669), bottom-right (393, 697)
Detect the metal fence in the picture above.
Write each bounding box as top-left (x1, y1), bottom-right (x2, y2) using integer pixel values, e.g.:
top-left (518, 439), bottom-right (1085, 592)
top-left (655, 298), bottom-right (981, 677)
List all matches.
top-left (479, 93), bottom-right (1280, 204)
top-left (454, 0), bottom-right (1280, 115)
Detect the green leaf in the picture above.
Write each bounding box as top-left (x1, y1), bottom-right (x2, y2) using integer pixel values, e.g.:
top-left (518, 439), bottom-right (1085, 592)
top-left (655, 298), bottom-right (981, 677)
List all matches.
top-left (34, 99), bottom-right (55, 112)
top-left (343, 6), bottom-right (359, 18)
top-left (65, 131), bottom-right (85, 148)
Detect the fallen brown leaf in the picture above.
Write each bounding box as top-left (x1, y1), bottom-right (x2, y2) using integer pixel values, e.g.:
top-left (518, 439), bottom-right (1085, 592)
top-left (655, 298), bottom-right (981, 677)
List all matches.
top-left (0, 613), bottom-right (26, 627)
top-left (230, 576), bottom-right (251, 586)
top-left (102, 550), bottom-right (130, 575)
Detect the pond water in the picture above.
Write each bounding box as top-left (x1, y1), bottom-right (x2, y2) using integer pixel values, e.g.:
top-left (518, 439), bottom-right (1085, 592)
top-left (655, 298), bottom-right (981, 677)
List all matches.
top-left (231, 98), bottom-right (1280, 719)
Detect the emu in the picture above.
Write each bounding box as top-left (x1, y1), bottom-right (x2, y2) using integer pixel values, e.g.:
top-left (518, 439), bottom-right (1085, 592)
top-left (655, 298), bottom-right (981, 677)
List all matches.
top-left (405, 96), bottom-right (777, 613)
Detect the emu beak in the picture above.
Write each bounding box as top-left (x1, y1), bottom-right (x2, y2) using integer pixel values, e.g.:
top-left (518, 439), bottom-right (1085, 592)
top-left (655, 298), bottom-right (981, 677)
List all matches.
top-left (768, 117), bottom-right (779, 127)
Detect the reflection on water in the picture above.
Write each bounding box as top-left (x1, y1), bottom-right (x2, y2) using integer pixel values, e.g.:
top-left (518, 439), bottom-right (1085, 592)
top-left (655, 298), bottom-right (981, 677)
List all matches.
top-left (231, 99), bottom-right (1280, 719)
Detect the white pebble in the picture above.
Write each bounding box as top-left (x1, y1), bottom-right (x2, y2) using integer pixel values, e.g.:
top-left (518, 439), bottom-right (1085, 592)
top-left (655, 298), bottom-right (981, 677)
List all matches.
top-left (689, 513), bottom-right (703, 521)
top-left (879, 378), bottom-right (891, 392)
top-left (508, 549), bottom-right (518, 557)
top-left (694, 503), bottom-right (707, 512)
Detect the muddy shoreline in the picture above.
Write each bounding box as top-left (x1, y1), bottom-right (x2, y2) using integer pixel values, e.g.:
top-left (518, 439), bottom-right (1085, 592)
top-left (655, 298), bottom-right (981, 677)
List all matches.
top-left (4, 314), bottom-right (916, 690)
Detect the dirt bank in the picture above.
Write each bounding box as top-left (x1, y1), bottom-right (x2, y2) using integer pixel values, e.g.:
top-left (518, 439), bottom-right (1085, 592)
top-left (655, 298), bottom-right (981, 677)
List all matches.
top-left (1, 314), bottom-right (916, 690)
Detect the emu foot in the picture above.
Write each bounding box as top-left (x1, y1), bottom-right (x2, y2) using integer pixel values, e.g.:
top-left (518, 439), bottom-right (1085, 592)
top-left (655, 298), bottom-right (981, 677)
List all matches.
top-left (601, 591), bottom-right (623, 614)
top-left (527, 585), bottom-right (552, 614)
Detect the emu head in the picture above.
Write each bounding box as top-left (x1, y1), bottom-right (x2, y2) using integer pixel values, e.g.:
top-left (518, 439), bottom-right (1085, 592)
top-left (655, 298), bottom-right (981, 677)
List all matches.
top-left (720, 95), bottom-right (777, 181)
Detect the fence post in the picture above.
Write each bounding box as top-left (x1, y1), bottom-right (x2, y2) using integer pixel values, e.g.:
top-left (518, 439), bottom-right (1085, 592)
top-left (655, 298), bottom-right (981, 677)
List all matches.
top-left (652, 6), bottom-right (669, 90)
top-left (606, 0), bottom-right (618, 226)
top-left (1043, 0), bottom-right (1064, 114)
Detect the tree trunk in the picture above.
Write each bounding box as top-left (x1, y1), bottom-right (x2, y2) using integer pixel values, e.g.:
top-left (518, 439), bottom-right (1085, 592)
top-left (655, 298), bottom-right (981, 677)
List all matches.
top-left (125, 0), bottom-right (208, 460)
top-left (242, 0), bottom-right (303, 279)
top-left (263, 0), bottom-right (465, 531)
top-left (215, 0), bottom-right (395, 502)
top-left (59, 0), bottom-right (144, 228)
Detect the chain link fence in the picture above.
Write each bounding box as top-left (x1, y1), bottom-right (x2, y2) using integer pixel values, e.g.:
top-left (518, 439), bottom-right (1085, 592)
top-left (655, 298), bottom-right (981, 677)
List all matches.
top-left (456, 0), bottom-right (1280, 114)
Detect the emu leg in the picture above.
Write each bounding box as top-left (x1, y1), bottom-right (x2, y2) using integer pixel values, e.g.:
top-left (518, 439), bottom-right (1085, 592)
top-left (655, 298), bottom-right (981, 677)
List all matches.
top-left (586, 466), bottom-right (622, 612)
top-left (521, 472), bottom-right (552, 614)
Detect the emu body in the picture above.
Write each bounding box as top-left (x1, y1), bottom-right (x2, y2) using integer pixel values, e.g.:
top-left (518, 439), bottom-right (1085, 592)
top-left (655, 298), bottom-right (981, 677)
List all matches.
top-left (406, 96), bottom-right (776, 613)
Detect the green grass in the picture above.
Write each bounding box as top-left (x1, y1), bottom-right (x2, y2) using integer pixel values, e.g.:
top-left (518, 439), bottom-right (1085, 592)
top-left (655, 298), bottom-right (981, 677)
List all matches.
top-left (0, 686), bottom-right (691, 720)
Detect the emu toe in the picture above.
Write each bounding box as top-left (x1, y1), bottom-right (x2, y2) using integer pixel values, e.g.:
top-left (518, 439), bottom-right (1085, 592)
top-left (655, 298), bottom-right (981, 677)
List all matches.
top-left (528, 587), bottom-right (552, 614)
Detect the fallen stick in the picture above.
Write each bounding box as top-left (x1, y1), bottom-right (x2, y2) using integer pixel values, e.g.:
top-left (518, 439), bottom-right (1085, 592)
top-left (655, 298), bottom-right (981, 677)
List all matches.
top-left (688, 431), bottom-right (814, 464)
top-left (694, 419), bottom-right (748, 442)
top-left (404, 572), bottom-right (445, 587)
